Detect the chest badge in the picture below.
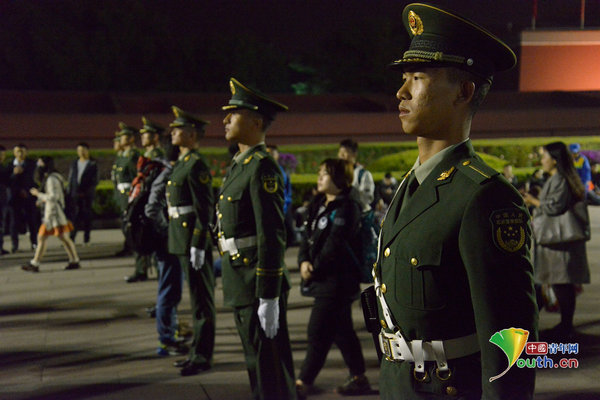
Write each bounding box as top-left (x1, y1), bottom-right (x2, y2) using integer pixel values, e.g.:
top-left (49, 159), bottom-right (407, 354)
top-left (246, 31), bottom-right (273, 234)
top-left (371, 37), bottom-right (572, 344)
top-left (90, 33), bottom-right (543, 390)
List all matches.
top-left (317, 216), bottom-right (329, 230)
top-left (491, 209), bottom-right (527, 253)
top-left (198, 172), bottom-right (210, 184)
top-left (262, 176), bottom-right (278, 193)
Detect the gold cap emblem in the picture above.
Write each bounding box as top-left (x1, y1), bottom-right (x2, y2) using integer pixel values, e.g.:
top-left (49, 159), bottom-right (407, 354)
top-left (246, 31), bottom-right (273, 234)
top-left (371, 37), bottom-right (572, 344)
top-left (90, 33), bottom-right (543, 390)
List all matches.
top-left (408, 10), bottom-right (424, 35)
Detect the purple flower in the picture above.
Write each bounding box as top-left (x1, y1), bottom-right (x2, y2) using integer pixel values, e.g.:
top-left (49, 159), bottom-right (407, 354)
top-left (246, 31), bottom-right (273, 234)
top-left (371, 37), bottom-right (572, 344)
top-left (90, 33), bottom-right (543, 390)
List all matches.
top-left (278, 153), bottom-right (298, 172)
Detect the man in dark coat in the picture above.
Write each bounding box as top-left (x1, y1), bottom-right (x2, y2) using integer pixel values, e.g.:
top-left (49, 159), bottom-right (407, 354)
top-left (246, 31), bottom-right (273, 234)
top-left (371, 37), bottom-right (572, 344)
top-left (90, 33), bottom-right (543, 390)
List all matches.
top-left (67, 142), bottom-right (98, 245)
top-left (8, 144), bottom-right (39, 253)
top-left (374, 4), bottom-right (538, 400)
top-left (0, 145), bottom-right (10, 255)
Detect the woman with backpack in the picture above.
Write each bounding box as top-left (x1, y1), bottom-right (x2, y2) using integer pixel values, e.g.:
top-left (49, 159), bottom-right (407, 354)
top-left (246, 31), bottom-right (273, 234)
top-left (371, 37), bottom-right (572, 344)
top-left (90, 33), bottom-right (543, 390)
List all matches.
top-left (21, 156), bottom-right (80, 272)
top-left (296, 158), bottom-right (370, 398)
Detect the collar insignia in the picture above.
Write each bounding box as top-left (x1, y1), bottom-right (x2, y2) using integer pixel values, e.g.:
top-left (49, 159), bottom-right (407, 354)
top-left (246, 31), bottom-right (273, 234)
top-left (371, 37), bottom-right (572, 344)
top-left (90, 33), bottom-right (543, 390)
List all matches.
top-left (437, 166), bottom-right (455, 181)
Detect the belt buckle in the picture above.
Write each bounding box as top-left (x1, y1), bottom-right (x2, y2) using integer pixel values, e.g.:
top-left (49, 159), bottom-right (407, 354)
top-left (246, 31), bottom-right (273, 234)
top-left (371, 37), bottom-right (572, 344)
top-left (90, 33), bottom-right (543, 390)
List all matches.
top-left (381, 335), bottom-right (393, 360)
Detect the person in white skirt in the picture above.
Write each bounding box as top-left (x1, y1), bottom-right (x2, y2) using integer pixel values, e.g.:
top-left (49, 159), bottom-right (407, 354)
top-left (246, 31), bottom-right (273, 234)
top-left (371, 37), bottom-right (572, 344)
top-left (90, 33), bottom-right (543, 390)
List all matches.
top-left (21, 156), bottom-right (80, 272)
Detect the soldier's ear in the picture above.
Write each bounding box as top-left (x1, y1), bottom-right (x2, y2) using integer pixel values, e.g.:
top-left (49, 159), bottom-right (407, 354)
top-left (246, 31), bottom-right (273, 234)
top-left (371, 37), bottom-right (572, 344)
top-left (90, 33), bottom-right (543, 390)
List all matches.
top-left (456, 81), bottom-right (475, 105)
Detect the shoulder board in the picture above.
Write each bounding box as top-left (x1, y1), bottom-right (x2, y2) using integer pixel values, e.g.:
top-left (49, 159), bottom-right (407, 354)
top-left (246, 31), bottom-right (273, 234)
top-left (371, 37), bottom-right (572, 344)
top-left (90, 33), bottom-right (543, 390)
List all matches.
top-left (456, 158), bottom-right (499, 184)
top-left (255, 151), bottom-right (267, 160)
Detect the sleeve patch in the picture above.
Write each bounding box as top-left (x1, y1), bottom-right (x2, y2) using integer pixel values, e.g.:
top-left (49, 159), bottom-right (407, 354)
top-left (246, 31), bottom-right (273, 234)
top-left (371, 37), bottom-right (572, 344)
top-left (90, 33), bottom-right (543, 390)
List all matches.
top-left (490, 209), bottom-right (527, 253)
top-left (198, 171), bottom-right (210, 184)
top-left (262, 175), bottom-right (278, 193)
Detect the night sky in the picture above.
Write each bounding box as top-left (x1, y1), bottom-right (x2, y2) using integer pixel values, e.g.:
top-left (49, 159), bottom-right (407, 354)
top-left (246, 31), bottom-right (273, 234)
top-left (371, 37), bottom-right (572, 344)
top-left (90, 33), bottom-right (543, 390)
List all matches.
top-left (1, 0), bottom-right (598, 93)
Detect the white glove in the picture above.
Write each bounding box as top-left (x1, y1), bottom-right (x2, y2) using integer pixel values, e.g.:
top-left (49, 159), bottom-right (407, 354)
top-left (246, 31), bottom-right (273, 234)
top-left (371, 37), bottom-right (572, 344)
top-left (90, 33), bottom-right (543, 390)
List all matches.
top-left (257, 298), bottom-right (280, 339)
top-left (190, 247), bottom-right (205, 271)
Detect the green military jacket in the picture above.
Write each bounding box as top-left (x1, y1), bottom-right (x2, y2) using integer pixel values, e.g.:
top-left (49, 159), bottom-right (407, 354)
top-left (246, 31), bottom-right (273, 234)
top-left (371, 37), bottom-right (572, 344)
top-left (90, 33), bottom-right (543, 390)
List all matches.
top-left (218, 143), bottom-right (290, 307)
top-left (166, 149), bottom-right (213, 256)
top-left (145, 146), bottom-right (165, 159)
top-left (376, 140), bottom-right (538, 398)
top-left (112, 148), bottom-right (140, 212)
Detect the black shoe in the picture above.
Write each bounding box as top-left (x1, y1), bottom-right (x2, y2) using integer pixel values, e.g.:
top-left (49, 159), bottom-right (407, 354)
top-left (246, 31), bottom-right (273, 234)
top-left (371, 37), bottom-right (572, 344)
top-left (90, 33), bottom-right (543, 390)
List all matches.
top-left (336, 375), bottom-right (371, 396)
top-left (21, 263), bottom-right (40, 273)
top-left (180, 363), bottom-right (211, 376)
top-left (540, 323), bottom-right (576, 342)
top-left (173, 358), bottom-right (191, 368)
top-left (125, 274), bottom-right (147, 283)
top-left (65, 262), bottom-right (80, 270)
top-left (0, 249), bottom-right (9, 256)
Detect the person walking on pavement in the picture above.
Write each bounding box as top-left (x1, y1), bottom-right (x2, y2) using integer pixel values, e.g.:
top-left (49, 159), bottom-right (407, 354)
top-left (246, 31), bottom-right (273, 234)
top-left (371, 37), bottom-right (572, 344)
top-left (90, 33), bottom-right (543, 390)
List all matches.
top-left (374, 4), bottom-right (538, 399)
top-left (67, 142), bottom-right (98, 246)
top-left (338, 139), bottom-right (375, 213)
top-left (167, 106), bottom-right (216, 376)
top-left (296, 158), bottom-right (370, 397)
top-left (8, 144), bottom-right (40, 253)
top-left (0, 145), bottom-right (10, 255)
top-left (219, 78), bottom-right (296, 400)
top-left (144, 130), bottom-right (188, 357)
top-left (21, 156), bottom-right (80, 272)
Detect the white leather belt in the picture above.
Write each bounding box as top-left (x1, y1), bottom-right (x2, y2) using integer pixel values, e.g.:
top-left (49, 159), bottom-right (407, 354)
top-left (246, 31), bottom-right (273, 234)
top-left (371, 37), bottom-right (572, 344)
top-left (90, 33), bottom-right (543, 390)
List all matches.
top-left (116, 183), bottom-right (131, 192)
top-left (168, 205), bottom-right (194, 218)
top-left (379, 330), bottom-right (480, 373)
top-left (218, 235), bottom-right (257, 256)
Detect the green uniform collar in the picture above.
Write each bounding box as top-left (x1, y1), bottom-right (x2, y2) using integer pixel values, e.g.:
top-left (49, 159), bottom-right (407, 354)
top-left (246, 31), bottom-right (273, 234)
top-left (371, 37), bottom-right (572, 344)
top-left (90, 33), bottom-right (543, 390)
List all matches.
top-left (178, 148), bottom-right (194, 161)
top-left (233, 142), bottom-right (265, 165)
top-left (412, 138), bottom-right (469, 184)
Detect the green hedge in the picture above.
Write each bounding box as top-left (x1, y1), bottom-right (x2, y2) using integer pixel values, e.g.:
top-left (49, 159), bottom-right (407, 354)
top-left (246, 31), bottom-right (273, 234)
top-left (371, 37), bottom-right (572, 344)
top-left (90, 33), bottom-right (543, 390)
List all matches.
top-left (27, 136), bottom-right (600, 219)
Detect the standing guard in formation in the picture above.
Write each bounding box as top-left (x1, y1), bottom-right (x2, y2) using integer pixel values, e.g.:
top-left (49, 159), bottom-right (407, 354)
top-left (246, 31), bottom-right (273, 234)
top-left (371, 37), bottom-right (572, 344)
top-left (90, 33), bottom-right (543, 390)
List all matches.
top-left (373, 3), bottom-right (538, 399)
top-left (140, 117), bottom-right (166, 160)
top-left (167, 106), bottom-right (216, 377)
top-left (218, 78), bottom-right (296, 400)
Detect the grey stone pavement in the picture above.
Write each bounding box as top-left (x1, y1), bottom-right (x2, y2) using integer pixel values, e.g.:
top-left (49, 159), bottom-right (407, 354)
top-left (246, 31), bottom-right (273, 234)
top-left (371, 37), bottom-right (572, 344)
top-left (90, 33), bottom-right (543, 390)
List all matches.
top-left (1, 209), bottom-right (600, 400)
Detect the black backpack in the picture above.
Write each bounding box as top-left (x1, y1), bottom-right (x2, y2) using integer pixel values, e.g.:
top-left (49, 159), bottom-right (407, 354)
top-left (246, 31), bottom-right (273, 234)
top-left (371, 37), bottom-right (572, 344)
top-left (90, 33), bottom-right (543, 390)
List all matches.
top-left (122, 160), bottom-right (164, 255)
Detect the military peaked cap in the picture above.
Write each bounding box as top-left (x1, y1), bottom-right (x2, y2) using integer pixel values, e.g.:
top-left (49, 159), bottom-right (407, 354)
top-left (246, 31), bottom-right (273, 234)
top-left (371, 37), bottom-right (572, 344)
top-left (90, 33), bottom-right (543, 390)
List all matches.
top-left (115, 122), bottom-right (138, 137)
top-left (390, 3), bottom-right (516, 82)
top-left (222, 77), bottom-right (288, 120)
top-left (139, 116), bottom-right (165, 135)
top-left (169, 106), bottom-right (210, 131)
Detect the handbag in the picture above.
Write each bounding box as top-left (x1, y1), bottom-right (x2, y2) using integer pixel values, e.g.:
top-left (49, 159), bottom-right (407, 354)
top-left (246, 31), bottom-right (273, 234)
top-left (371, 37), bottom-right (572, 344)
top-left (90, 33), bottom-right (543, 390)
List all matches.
top-left (532, 200), bottom-right (591, 245)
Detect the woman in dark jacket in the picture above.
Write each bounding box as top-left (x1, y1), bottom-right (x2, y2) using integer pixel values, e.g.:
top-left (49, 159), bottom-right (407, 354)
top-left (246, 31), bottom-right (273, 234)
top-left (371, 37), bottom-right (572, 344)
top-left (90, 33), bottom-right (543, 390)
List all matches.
top-left (524, 142), bottom-right (590, 340)
top-left (296, 158), bottom-right (369, 397)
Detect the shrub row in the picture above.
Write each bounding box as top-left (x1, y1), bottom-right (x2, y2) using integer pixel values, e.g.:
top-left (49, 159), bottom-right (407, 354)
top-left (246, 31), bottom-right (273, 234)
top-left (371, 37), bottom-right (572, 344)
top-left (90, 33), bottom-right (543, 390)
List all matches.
top-left (23, 136), bottom-right (599, 219)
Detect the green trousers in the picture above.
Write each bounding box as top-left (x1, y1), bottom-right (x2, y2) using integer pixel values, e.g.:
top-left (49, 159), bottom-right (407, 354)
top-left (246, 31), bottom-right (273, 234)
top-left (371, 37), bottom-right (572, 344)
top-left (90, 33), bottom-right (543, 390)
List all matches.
top-left (233, 293), bottom-right (296, 400)
top-left (178, 253), bottom-right (215, 366)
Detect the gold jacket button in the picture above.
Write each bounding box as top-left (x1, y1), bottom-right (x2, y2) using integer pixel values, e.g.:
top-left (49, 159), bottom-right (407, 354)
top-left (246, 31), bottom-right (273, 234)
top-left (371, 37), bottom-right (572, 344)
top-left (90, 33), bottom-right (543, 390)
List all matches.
top-left (411, 257), bottom-right (418, 266)
top-left (243, 258), bottom-right (249, 264)
top-left (218, 213), bottom-right (223, 219)
top-left (219, 194), bottom-right (224, 200)
top-left (462, 160), bottom-right (471, 166)
top-left (182, 222), bottom-right (187, 228)
top-left (446, 386), bottom-right (458, 396)
top-left (381, 283), bottom-right (387, 294)
top-left (380, 319), bottom-right (387, 329)
top-left (384, 248), bottom-right (391, 257)
top-left (167, 180), bottom-right (171, 185)
top-left (227, 196), bottom-right (232, 201)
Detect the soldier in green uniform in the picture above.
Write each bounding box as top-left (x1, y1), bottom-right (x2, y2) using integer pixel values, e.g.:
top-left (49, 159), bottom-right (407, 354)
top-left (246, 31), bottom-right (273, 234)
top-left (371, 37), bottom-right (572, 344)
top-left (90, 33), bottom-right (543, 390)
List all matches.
top-left (374, 4), bottom-right (538, 400)
top-left (219, 78), bottom-right (296, 400)
top-left (140, 116), bottom-right (166, 160)
top-left (166, 106), bottom-right (216, 377)
top-left (112, 122), bottom-right (150, 282)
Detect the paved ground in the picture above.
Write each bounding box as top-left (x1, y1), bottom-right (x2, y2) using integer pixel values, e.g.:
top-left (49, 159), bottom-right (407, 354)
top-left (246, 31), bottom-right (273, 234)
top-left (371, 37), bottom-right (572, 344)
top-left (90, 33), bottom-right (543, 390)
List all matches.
top-left (1, 208), bottom-right (600, 400)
